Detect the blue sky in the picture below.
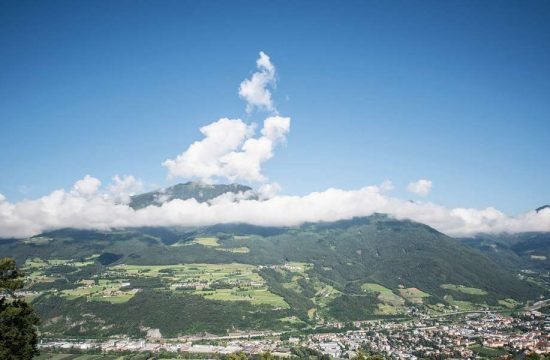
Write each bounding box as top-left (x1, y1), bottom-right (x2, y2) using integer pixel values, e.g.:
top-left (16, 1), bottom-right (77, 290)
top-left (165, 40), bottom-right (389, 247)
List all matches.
top-left (1, 0), bottom-right (549, 216)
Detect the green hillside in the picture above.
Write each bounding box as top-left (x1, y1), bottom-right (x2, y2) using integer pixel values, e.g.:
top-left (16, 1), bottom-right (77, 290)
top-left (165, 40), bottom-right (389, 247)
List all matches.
top-left (461, 232), bottom-right (550, 271)
top-left (1, 214), bottom-right (546, 338)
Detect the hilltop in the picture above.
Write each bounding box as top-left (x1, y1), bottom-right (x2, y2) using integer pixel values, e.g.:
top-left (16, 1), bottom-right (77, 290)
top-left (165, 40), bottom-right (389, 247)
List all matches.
top-left (129, 181), bottom-right (253, 209)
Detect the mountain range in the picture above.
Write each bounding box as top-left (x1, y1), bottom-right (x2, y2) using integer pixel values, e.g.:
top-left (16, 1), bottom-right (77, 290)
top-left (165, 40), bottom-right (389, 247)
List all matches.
top-left (0, 182), bottom-right (547, 338)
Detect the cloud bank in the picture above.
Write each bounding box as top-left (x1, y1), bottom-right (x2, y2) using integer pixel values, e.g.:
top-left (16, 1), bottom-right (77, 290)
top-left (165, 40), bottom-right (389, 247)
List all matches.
top-left (0, 176), bottom-right (549, 239)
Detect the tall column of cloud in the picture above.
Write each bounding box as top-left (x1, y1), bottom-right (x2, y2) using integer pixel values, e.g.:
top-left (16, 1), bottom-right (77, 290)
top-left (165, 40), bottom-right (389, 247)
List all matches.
top-left (239, 51), bottom-right (277, 113)
top-left (163, 51), bottom-right (289, 183)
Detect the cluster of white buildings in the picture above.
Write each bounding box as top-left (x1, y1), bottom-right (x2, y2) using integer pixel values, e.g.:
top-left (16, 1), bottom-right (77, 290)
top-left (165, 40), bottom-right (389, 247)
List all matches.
top-left (39, 311), bottom-right (549, 359)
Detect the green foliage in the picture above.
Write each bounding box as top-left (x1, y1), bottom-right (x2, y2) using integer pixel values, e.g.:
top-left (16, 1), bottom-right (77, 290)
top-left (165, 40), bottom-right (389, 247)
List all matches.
top-left (0, 257), bottom-right (24, 293)
top-left (226, 352), bottom-right (249, 360)
top-left (328, 292), bottom-right (378, 321)
top-left (525, 352), bottom-right (542, 360)
top-left (259, 268), bottom-right (314, 321)
top-left (0, 257), bottom-right (40, 360)
top-left (291, 347), bottom-right (329, 360)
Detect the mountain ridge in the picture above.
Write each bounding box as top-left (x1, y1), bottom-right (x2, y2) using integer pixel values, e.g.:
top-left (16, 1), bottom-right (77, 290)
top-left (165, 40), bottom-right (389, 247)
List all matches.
top-left (129, 181), bottom-right (254, 209)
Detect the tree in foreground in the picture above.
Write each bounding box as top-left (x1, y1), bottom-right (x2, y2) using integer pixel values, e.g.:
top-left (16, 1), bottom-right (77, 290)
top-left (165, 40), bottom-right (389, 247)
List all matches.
top-left (0, 257), bottom-right (40, 360)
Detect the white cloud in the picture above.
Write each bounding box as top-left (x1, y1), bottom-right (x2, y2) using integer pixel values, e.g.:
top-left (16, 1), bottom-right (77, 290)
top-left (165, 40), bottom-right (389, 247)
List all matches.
top-left (407, 179), bottom-right (432, 196)
top-left (379, 180), bottom-right (394, 192)
top-left (163, 116), bottom-right (290, 183)
top-left (162, 118), bottom-right (254, 181)
top-left (72, 175), bottom-right (101, 196)
top-left (239, 51), bottom-right (277, 113)
top-left (257, 182), bottom-right (282, 200)
top-left (0, 177), bottom-right (549, 239)
top-left (108, 175), bottom-right (144, 204)
top-left (0, 194), bottom-right (5, 203)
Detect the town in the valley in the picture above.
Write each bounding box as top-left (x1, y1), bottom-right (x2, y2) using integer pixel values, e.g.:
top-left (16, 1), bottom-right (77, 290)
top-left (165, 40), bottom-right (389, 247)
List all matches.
top-left (39, 307), bottom-right (549, 359)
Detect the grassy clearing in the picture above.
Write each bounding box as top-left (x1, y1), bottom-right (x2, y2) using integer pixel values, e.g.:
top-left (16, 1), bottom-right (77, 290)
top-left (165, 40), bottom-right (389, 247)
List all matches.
top-left (113, 263), bottom-right (262, 283)
top-left (284, 262), bottom-right (313, 273)
top-left (362, 283), bottom-right (405, 307)
top-left (22, 236), bottom-right (52, 245)
top-left (444, 295), bottom-right (479, 310)
top-left (61, 279), bottom-right (138, 303)
top-left (280, 315), bottom-right (306, 324)
top-left (399, 287), bottom-right (430, 304)
top-left (361, 283), bottom-right (393, 293)
top-left (469, 345), bottom-right (508, 357)
top-left (193, 237), bottom-right (220, 247)
top-left (194, 287), bottom-right (288, 308)
top-left (216, 246), bottom-right (250, 253)
top-left (376, 303), bottom-right (402, 315)
top-left (361, 283), bottom-right (405, 315)
top-left (24, 257), bottom-right (48, 268)
top-left (498, 298), bottom-right (520, 309)
top-left (24, 257), bottom-right (96, 270)
top-left (311, 279), bottom-right (341, 310)
top-left (111, 263), bottom-right (294, 308)
top-left (441, 284), bottom-right (488, 296)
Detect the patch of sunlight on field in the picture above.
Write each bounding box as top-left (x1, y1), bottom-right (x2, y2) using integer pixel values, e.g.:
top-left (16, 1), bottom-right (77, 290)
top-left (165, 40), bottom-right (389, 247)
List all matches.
top-left (444, 295), bottom-right (480, 311)
top-left (24, 257), bottom-right (48, 268)
top-left (193, 237), bottom-right (220, 247)
top-left (113, 263), bottom-right (262, 283)
top-left (362, 283), bottom-right (405, 309)
top-left (280, 315), bottom-right (305, 324)
top-left (61, 281), bottom-right (138, 303)
top-left (441, 284), bottom-right (488, 295)
top-left (216, 246), bottom-right (250, 253)
top-left (376, 303), bottom-right (401, 315)
top-left (398, 287), bottom-right (430, 304)
top-left (312, 280), bottom-right (341, 308)
top-left (22, 236), bottom-right (52, 245)
top-left (498, 298), bottom-right (520, 309)
top-left (195, 287), bottom-right (288, 308)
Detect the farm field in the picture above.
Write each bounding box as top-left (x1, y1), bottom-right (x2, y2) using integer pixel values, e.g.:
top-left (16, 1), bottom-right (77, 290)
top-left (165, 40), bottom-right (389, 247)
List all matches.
top-left (362, 283), bottom-right (406, 315)
top-left (398, 287), bottom-right (430, 304)
top-left (23, 256), bottom-right (292, 307)
top-left (441, 284), bottom-right (488, 296)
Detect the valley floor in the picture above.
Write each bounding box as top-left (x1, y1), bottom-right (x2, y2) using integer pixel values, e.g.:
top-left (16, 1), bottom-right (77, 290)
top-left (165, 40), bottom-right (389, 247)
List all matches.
top-left (38, 309), bottom-right (549, 359)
